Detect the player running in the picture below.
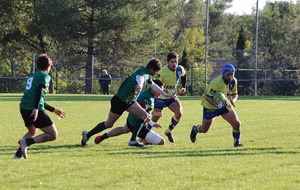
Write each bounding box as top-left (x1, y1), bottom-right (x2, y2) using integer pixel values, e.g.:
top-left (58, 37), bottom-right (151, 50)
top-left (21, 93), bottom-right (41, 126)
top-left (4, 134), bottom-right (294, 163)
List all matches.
top-left (152, 52), bottom-right (186, 143)
top-left (94, 80), bottom-right (165, 146)
top-left (190, 63), bottom-right (242, 147)
top-left (81, 58), bottom-right (174, 147)
top-left (14, 54), bottom-right (66, 159)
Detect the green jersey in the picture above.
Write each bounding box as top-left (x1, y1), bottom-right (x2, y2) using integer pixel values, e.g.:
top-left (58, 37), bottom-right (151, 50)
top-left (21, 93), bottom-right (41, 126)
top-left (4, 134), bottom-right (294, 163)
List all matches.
top-left (116, 67), bottom-right (153, 104)
top-left (127, 88), bottom-right (154, 126)
top-left (20, 70), bottom-right (51, 111)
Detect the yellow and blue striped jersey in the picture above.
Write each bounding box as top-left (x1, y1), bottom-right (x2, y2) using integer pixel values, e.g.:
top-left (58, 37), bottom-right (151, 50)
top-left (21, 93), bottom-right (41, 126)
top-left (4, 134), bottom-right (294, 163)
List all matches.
top-left (156, 64), bottom-right (186, 99)
top-left (201, 75), bottom-right (238, 109)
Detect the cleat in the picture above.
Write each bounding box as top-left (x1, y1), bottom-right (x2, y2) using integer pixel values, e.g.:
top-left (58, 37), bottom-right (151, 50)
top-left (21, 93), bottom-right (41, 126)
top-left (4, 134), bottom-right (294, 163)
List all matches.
top-left (12, 155), bottom-right (23, 160)
top-left (94, 135), bottom-right (104, 144)
top-left (234, 143), bottom-right (243, 147)
top-left (128, 141), bottom-right (144, 147)
top-left (81, 131), bottom-right (89, 146)
top-left (142, 139), bottom-right (151, 145)
top-left (165, 132), bottom-right (175, 143)
top-left (190, 125), bottom-right (198, 143)
top-left (18, 138), bottom-right (28, 159)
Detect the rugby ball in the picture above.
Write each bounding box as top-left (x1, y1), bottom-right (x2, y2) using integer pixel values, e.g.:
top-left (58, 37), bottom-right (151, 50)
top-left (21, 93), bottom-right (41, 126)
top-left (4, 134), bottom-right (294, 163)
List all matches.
top-left (213, 92), bottom-right (227, 104)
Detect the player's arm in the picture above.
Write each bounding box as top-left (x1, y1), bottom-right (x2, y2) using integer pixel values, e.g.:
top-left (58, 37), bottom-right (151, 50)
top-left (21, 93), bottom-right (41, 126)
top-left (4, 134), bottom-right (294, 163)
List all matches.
top-left (135, 75), bottom-right (145, 93)
top-left (205, 94), bottom-right (219, 108)
top-left (229, 78), bottom-right (238, 107)
top-left (45, 103), bottom-right (66, 118)
top-left (180, 74), bottom-right (187, 94)
top-left (31, 84), bottom-right (45, 121)
top-left (149, 82), bottom-right (174, 98)
top-left (230, 93), bottom-right (238, 107)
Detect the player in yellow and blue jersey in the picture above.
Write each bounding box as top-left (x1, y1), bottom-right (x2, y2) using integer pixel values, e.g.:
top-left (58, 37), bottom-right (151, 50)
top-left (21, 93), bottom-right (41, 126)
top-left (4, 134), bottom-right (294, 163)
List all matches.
top-left (152, 52), bottom-right (186, 143)
top-left (190, 63), bottom-right (242, 147)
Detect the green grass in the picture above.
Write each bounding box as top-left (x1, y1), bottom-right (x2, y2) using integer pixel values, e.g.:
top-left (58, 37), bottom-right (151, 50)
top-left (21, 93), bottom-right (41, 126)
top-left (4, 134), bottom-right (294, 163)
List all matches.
top-left (0, 94), bottom-right (299, 190)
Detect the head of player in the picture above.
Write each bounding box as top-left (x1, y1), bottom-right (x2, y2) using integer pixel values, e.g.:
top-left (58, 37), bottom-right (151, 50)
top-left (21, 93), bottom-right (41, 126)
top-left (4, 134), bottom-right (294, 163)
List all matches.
top-left (222, 63), bottom-right (235, 84)
top-left (146, 58), bottom-right (162, 76)
top-left (166, 52), bottom-right (179, 71)
top-left (37, 54), bottom-right (53, 74)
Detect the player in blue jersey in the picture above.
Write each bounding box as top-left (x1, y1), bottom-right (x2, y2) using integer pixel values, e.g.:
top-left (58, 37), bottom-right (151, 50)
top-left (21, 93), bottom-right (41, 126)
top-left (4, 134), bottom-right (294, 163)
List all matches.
top-left (81, 58), bottom-right (174, 147)
top-left (14, 54), bottom-right (66, 159)
top-left (190, 63), bottom-right (242, 147)
top-left (151, 52), bottom-right (186, 143)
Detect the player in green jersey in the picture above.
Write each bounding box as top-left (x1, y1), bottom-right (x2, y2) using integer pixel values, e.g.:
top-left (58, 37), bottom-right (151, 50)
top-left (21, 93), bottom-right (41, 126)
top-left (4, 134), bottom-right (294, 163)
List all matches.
top-left (14, 54), bottom-right (66, 159)
top-left (94, 80), bottom-right (165, 146)
top-left (81, 58), bottom-right (174, 147)
top-left (190, 63), bottom-right (242, 147)
top-left (152, 52), bottom-right (187, 143)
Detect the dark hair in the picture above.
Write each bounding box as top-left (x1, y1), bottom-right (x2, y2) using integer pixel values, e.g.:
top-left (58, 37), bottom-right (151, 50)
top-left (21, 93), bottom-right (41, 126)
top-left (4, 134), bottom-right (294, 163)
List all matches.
top-left (37, 54), bottom-right (52, 70)
top-left (167, 52), bottom-right (179, 62)
top-left (153, 79), bottom-right (163, 87)
top-left (146, 58), bottom-right (162, 71)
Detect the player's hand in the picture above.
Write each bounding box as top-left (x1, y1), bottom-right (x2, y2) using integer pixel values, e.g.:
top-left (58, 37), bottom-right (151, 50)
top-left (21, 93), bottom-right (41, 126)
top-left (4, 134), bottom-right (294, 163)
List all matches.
top-left (216, 103), bottom-right (224, 109)
top-left (54, 109), bottom-right (66, 119)
top-left (30, 109), bottom-right (39, 121)
top-left (230, 99), bottom-right (236, 107)
top-left (178, 88), bottom-right (186, 94)
top-left (166, 93), bottom-right (176, 98)
top-left (152, 123), bottom-right (162, 128)
top-left (151, 111), bottom-right (162, 118)
top-left (135, 85), bottom-right (142, 94)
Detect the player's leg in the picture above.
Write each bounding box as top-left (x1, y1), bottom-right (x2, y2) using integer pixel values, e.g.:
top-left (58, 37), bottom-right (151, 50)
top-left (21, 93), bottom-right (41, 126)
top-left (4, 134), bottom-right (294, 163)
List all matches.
top-left (138, 127), bottom-right (165, 145)
top-left (221, 110), bottom-right (242, 147)
top-left (145, 130), bottom-right (165, 145)
top-left (151, 108), bottom-right (162, 122)
top-left (82, 95), bottom-right (125, 146)
top-left (190, 118), bottom-right (213, 143)
top-left (18, 111), bottom-right (55, 159)
top-left (127, 102), bottom-right (159, 146)
top-left (14, 125), bottom-right (36, 159)
top-left (190, 107), bottom-right (216, 143)
top-left (127, 102), bottom-right (148, 120)
top-left (94, 124), bottom-right (130, 144)
top-left (164, 99), bottom-right (182, 142)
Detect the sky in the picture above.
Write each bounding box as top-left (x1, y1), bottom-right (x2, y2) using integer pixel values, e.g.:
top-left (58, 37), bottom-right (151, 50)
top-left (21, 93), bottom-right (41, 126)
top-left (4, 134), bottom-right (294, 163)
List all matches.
top-left (225, 0), bottom-right (298, 15)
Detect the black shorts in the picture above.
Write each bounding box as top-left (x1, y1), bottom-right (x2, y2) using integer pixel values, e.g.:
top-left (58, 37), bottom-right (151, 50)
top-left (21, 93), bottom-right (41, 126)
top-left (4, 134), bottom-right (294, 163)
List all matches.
top-left (20, 109), bottom-right (53, 128)
top-left (110, 95), bottom-right (134, 115)
top-left (126, 119), bottom-right (149, 139)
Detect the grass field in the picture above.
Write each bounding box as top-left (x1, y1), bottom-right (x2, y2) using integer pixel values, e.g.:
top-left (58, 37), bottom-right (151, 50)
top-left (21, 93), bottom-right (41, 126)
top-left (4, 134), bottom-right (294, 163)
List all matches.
top-left (0, 94), bottom-right (299, 190)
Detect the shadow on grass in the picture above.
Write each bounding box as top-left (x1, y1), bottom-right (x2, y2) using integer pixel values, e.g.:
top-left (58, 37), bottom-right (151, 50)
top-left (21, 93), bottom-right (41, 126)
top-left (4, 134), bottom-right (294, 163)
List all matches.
top-left (0, 94), bottom-right (112, 102)
top-left (2, 138), bottom-right (300, 158)
top-left (103, 146), bottom-right (300, 158)
top-left (2, 144), bottom-right (299, 158)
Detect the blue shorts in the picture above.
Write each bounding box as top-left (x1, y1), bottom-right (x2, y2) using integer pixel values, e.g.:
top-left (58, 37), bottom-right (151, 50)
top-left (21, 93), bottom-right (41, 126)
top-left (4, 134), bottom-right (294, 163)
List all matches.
top-left (203, 107), bottom-right (229, 120)
top-left (154, 98), bottom-right (176, 110)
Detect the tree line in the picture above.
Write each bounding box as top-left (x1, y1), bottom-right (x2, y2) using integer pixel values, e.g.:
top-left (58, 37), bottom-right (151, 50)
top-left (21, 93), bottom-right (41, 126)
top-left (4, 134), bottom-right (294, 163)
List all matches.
top-left (0, 0), bottom-right (299, 95)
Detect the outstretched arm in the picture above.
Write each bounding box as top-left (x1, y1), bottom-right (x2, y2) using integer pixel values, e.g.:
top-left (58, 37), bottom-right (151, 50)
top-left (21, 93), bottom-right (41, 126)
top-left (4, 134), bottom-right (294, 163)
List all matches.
top-left (149, 82), bottom-right (175, 98)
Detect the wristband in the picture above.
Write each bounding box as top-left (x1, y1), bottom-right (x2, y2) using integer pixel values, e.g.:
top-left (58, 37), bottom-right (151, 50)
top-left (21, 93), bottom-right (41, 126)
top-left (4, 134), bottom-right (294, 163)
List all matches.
top-left (148, 120), bottom-right (156, 127)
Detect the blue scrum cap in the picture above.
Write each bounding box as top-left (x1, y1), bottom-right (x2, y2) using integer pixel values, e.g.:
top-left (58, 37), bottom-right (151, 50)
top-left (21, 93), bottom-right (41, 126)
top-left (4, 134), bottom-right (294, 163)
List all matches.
top-left (222, 64), bottom-right (235, 75)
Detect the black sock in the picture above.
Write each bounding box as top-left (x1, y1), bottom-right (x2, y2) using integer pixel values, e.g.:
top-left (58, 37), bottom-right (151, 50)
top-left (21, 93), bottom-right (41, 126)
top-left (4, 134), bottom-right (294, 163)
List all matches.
top-left (25, 138), bottom-right (35, 146)
top-left (15, 148), bottom-right (22, 157)
top-left (87, 122), bottom-right (106, 139)
top-left (130, 120), bottom-right (144, 141)
top-left (102, 133), bottom-right (109, 140)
